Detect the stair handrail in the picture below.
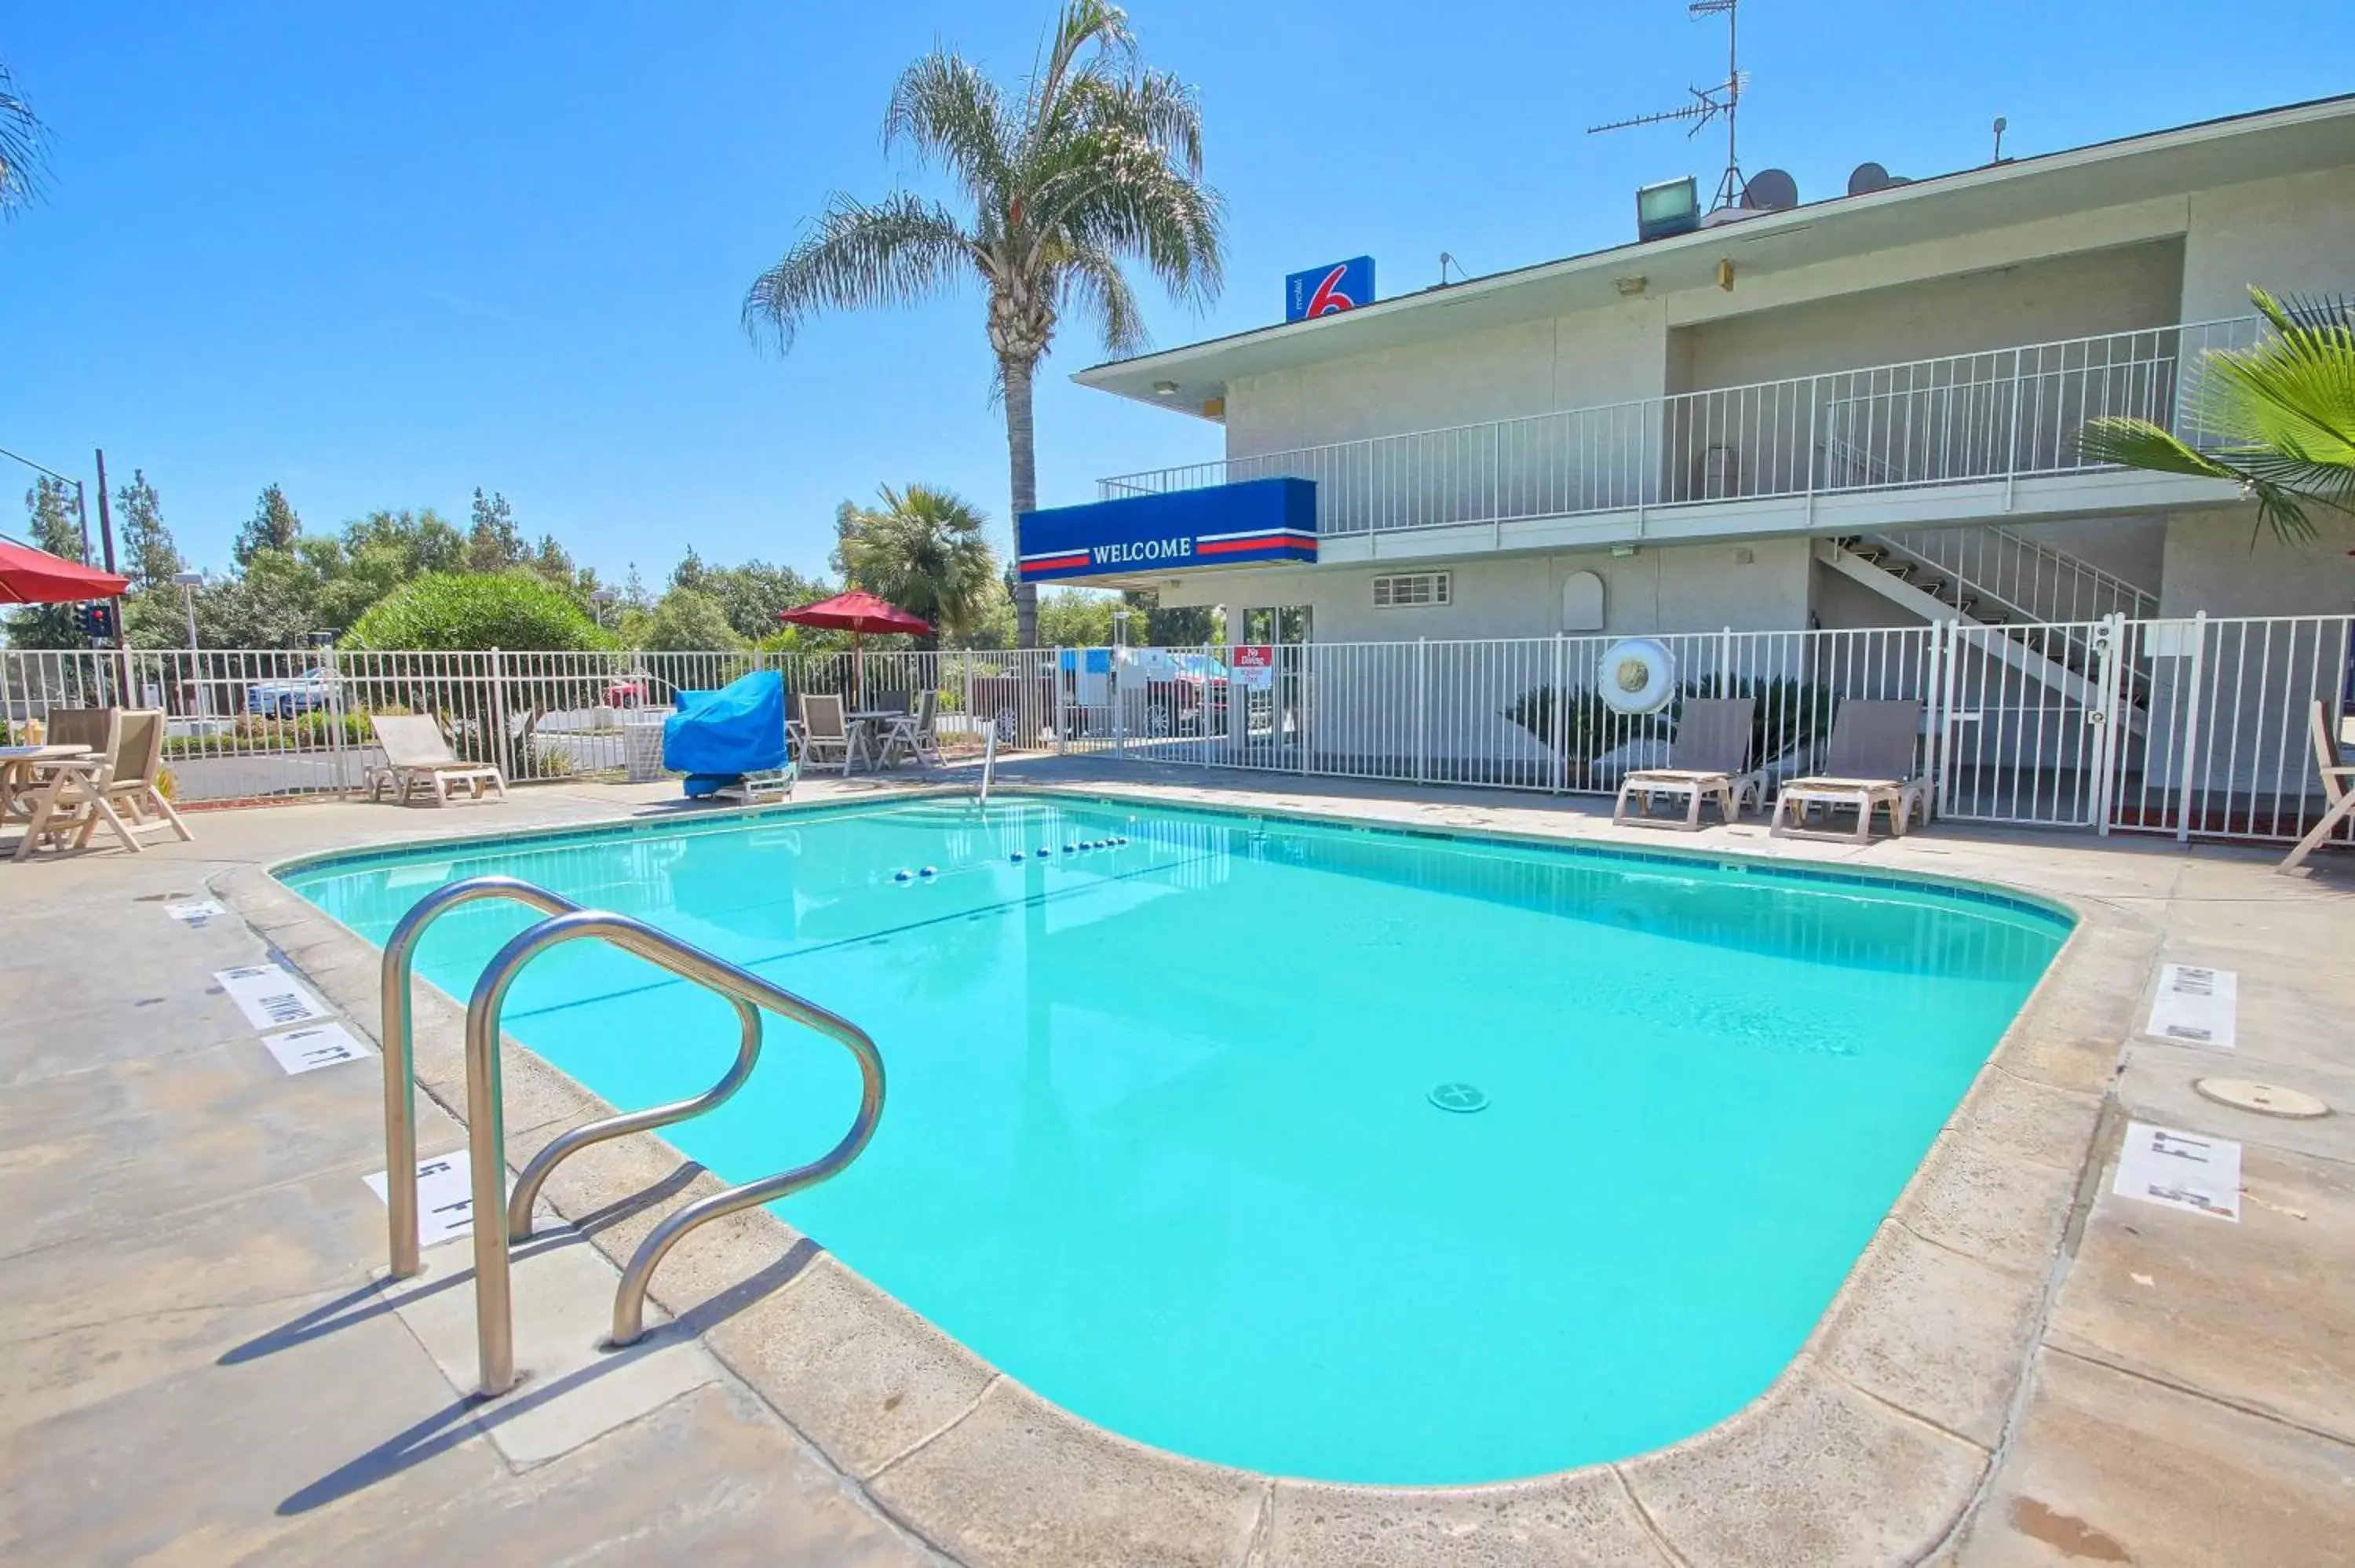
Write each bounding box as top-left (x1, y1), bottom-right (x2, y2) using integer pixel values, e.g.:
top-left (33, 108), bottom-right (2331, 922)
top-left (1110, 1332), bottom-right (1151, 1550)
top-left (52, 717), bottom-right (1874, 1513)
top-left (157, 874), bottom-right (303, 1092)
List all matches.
top-left (1867, 525), bottom-right (2156, 629)
top-left (977, 722), bottom-right (998, 804)
top-left (462, 905), bottom-right (884, 1397)
top-left (381, 876), bottom-right (585, 1278)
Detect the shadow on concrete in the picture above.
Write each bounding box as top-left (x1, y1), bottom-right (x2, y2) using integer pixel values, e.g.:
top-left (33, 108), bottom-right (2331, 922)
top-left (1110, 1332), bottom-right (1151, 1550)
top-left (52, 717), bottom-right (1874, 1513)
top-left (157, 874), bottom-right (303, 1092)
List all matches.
top-left (217, 1162), bottom-right (708, 1366)
top-left (276, 1234), bottom-right (825, 1515)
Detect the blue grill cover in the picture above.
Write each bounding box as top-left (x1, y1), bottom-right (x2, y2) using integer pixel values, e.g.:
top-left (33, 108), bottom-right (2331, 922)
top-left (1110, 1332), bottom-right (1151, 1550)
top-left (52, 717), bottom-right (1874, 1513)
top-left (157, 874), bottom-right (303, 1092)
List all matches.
top-left (663, 669), bottom-right (788, 796)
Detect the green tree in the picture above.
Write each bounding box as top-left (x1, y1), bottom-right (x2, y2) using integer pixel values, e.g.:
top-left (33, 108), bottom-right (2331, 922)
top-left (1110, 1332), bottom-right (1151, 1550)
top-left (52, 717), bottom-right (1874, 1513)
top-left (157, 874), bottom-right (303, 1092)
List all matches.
top-left (113, 469), bottom-right (183, 592)
top-left (184, 554), bottom-right (324, 648)
top-left (743, 0), bottom-right (1223, 648)
top-left (2082, 288), bottom-right (2355, 545)
top-left (0, 60), bottom-right (46, 215)
top-left (234, 483), bottom-right (303, 567)
top-left (466, 487), bottom-right (525, 572)
top-left (1124, 586), bottom-right (1214, 644)
top-left (5, 477), bottom-right (88, 647)
top-left (641, 587), bottom-right (747, 651)
top-left (1037, 587), bottom-right (1117, 647)
top-left (834, 483), bottom-right (999, 648)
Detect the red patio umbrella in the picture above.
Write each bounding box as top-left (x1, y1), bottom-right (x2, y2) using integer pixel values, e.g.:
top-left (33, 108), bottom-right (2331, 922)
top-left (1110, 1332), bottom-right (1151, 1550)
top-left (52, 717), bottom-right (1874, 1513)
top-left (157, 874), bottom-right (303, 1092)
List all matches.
top-left (0, 537), bottom-right (130, 603)
top-left (776, 591), bottom-right (932, 706)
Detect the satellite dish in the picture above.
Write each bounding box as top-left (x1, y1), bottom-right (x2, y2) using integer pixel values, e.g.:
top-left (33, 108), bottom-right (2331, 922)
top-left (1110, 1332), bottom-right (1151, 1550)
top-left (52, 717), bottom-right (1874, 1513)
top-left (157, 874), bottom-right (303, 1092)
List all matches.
top-left (1847, 161), bottom-right (1911, 197)
top-left (1744, 168), bottom-right (1798, 210)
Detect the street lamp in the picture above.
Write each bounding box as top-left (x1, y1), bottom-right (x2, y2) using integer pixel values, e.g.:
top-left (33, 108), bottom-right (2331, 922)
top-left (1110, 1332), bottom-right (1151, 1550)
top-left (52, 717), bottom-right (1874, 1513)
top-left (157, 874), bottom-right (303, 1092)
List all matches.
top-left (591, 586), bottom-right (617, 629)
top-left (172, 571), bottom-right (206, 717)
top-left (172, 571), bottom-right (203, 648)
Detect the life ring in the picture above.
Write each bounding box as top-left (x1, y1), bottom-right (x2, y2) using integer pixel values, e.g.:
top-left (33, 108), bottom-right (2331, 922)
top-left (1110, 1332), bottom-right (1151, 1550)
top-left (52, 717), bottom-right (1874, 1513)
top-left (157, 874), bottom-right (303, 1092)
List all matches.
top-left (1597, 638), bottom-right (1677, 714)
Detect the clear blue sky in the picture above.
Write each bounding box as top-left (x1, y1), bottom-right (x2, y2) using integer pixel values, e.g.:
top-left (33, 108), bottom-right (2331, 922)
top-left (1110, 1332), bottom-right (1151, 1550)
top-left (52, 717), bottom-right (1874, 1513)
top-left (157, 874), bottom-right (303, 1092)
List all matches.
top-left (2, 2), bottom-right (2346, 585)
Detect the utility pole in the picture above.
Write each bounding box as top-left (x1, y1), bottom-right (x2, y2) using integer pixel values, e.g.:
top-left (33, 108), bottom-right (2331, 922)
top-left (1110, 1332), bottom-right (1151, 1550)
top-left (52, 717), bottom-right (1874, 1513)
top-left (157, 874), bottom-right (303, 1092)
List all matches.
top-left (93, 448), bottom-right (118, 574)
top-left (93, 449), bottom-right (130, 699)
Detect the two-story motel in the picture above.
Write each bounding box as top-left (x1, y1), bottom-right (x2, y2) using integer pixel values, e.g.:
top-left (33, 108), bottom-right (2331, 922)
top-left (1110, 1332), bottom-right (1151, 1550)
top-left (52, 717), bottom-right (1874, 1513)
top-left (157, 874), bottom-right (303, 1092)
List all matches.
top-left (1030, 93), bottom-right (2355, 647)
top-left (1012, 94), bottom-right (2355, 841)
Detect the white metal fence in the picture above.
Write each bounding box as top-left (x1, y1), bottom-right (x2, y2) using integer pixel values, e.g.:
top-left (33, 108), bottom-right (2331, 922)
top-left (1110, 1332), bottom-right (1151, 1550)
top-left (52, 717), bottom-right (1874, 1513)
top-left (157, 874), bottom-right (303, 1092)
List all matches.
top-left (1098, 317), bottom-right (2265, 537)
top-left (6, 614), bottom-right (2348, 848)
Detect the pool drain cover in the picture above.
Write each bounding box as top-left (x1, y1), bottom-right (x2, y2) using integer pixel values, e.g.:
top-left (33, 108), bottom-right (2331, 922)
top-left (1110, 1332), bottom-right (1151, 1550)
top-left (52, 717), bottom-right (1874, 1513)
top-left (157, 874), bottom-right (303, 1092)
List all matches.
top-left (2193, 1077), bottom-right (2330, 1119)
top-left (1428, 1082), bottom-right (1488, 1114)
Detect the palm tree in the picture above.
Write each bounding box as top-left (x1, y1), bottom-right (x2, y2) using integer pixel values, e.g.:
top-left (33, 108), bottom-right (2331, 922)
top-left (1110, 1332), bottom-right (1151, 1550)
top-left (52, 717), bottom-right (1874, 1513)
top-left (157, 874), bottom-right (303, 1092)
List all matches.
top-left (837, 483), bottom-right (1001, 648)
top-left (2080, 288), bottom-right (2355, 545)
top-left (743, 1), bottom-right (1223, 647)
top-left (0, 62), bottom-right (44, 215)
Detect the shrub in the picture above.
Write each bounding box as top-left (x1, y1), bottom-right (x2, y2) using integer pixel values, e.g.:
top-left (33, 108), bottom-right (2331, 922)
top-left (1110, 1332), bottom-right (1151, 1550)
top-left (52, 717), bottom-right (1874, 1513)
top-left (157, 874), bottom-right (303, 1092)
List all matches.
top-left (344, 571), bottom-right (613, 653)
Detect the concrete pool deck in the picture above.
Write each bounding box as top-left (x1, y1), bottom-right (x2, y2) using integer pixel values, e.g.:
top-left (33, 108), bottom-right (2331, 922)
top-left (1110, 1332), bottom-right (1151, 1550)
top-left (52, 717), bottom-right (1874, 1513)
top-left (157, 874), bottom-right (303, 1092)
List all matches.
top-left (3, 762), bottom-right (2351, 1565)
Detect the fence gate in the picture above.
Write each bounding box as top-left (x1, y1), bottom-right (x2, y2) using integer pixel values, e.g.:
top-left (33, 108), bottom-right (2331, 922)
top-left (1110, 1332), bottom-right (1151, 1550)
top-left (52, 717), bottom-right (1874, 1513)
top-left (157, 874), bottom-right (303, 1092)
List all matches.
top-left (2105, 613), bottom-right (2355, 845)
top-left (1936, 618), bottom-right (2123, 830)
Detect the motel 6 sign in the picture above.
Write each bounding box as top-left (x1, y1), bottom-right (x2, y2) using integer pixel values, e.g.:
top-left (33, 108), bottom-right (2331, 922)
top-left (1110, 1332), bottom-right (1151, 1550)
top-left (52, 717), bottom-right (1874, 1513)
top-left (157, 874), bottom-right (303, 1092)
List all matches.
top-left (1285, 256), bottom-right (1375, 323)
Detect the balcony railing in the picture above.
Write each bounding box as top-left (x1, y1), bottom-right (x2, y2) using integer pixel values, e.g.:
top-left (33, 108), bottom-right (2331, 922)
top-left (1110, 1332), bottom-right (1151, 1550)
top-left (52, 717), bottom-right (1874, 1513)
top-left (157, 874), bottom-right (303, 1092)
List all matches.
top-left (1097, 317), bottom-right (2264, 538)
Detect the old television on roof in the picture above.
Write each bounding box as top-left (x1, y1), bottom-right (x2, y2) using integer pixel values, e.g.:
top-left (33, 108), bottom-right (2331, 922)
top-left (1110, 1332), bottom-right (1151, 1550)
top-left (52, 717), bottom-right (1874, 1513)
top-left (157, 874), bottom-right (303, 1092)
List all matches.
top-left (1635, 177), bottom-right (1700, 242)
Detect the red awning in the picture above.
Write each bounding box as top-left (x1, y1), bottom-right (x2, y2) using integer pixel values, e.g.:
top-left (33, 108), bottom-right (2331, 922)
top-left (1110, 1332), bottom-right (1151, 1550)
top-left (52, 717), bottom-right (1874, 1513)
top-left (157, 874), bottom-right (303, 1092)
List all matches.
top-left (776, 590), bottom-right (932, 636)
top-left (0, 538), bottom-right (130, 604)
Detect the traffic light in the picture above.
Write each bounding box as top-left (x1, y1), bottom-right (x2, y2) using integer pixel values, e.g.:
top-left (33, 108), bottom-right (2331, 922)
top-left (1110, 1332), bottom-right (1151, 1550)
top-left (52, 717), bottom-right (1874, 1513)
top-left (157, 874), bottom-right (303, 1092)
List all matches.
top-left (78, 600), bottom-right (119, 644)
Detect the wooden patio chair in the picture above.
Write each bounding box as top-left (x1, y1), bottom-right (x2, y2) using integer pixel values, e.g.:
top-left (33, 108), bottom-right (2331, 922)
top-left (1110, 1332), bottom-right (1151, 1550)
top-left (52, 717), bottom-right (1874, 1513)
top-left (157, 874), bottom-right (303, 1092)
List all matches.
top-left (2279, 701), bottom-right (2355, 872)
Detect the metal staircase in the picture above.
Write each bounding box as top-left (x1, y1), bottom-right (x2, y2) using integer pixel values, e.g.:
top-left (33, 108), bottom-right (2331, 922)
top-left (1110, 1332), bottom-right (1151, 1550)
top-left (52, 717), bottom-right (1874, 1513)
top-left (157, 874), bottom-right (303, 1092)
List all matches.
top-left (1819, 526), bottom-right (2159, 720)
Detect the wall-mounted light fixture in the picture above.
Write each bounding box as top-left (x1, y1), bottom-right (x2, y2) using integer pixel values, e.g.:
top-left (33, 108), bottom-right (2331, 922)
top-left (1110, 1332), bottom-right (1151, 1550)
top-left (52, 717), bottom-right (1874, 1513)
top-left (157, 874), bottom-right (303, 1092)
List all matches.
top-left (1151, 379), bottom-right (1180, 397)
top-left (1614, 275), bottom-right (1648, 297)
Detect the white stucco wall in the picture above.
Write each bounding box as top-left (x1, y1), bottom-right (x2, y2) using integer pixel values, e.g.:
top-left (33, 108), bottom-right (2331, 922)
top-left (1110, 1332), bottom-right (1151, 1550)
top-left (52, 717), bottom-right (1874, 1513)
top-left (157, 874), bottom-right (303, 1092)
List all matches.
top-left (1223, 299), bottom-right (1667, 459)
top-left (2180, 167), bottom-right (2355, 321)
top-left (2157, 506), bottom-right (2355, 618)
top-left (2006, 517), bottom-right (2168, 594)
top-left (1668, 242), bottom-right (2185, 392)
top-left (1148, 537), bottom-right (1812, 643)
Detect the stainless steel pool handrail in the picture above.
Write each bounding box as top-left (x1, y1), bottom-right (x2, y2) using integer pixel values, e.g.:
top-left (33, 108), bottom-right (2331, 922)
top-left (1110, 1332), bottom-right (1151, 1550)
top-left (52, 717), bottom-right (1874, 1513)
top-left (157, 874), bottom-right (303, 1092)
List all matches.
top-left (977, 724), bottom-right (998, 804)
top-left (381, 876), bottom-right (585, 1279)
top-left (463, 906), bottom-right (885, 1398)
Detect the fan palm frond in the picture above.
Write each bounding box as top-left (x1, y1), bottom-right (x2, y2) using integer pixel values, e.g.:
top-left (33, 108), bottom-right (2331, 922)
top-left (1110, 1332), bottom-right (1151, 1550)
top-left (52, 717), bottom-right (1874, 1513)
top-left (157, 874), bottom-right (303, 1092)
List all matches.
top-left (0, 64), bottom-right (46, 215)
top-left (2081, 286), bottom-right (2355, 546)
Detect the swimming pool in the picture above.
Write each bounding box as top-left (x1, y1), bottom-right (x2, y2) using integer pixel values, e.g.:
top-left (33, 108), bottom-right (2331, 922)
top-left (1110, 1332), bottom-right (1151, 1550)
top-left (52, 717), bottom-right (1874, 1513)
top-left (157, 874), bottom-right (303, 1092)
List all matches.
top-left (281, 793), bottom-right (2071, 1485)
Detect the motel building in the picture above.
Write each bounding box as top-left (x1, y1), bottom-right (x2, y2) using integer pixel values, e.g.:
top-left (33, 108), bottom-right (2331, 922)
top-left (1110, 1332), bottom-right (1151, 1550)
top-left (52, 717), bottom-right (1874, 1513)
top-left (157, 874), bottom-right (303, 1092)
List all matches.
top-left (1017, 93), bottom-right (2355, 843)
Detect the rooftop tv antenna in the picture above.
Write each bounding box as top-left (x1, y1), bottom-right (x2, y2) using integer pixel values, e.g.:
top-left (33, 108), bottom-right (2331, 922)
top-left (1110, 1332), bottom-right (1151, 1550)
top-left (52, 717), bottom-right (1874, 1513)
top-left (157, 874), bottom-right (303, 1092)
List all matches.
top-left (1589, 0), bottom-right (1750, 212)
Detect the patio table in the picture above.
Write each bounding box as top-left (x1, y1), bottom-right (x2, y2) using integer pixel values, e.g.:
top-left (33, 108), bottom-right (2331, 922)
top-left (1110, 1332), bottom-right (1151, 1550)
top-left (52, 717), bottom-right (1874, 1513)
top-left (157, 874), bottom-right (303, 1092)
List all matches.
top-left (1, 744), bottom-right (94, 824)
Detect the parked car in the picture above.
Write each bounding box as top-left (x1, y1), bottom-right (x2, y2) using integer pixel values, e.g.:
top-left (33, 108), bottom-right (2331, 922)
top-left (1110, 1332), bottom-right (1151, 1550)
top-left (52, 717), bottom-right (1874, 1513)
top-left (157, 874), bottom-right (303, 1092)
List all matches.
top-left (1120, 648), bottom-right (1230, 736)
top-left (245, 669), bottom-right (341, 719)
top-left (604, 678), bottom-right (648, 708)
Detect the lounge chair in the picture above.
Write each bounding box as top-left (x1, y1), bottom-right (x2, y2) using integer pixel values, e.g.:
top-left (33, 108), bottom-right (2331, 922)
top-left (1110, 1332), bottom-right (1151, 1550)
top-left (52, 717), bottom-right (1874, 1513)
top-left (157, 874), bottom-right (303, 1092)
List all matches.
top-left (2279, 701), bottom-right (2355, 872)
top-left (798, 693), bottom-right (856, 775)
top-left (1769, 698), bottom-right (1930, 844)
top-left (1613, 696), bottom-right (1762, 830)
top-left (367, 713), bottom-right (507, 806)
top-left (880, 689), bottom-right (944, 769)
top-left (14, 709), bottom-right (191, 858)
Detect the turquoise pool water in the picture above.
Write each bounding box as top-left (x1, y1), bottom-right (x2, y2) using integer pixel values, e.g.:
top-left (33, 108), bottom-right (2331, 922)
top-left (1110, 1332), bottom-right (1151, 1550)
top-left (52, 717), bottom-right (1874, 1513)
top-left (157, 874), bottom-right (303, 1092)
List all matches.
top-left (282, 793), bottom-right (2069, 1484)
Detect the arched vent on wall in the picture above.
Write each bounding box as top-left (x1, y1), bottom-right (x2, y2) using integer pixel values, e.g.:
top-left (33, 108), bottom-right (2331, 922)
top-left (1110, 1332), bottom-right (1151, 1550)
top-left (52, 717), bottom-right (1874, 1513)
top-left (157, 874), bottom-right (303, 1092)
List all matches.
top-left (1563, 570), bottom-right (1605, 632)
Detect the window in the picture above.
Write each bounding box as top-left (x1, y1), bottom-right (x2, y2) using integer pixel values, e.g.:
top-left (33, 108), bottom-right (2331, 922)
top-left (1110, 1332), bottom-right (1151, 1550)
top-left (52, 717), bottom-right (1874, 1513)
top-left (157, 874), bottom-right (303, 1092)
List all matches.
top-left (1372, 571), bottom-right (1451, 609)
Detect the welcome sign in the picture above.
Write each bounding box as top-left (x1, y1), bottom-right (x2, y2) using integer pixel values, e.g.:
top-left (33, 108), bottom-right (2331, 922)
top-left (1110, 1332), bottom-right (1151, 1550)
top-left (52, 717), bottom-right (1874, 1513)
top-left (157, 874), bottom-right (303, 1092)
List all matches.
top-left (1017, 477), bottom-right (1317, 583)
